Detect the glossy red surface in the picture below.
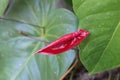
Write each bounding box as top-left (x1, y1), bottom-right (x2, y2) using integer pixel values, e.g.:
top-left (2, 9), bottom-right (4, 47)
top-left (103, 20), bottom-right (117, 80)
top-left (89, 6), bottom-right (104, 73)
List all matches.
top-left (37, 29), bottom-right (90, 55)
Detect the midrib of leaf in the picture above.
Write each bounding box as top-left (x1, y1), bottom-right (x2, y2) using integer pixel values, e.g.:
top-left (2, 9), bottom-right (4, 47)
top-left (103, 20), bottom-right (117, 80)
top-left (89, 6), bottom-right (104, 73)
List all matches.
top-left (25, 1), bottom-right (42, 28)
top-left (56, 56), bottom-right (64, 77)
top-left (91, 22), bottom-right (120, 73)
top-left (13, 42), bottom-right (40, 80)
top-left (45, 56), bottom-right (48, 80)
top-left (40, 0), bottom-right (47, 26)
top-left (26, 66), bottom-right (33, 80)
top-left (10, 1), bottom-right (46, 79)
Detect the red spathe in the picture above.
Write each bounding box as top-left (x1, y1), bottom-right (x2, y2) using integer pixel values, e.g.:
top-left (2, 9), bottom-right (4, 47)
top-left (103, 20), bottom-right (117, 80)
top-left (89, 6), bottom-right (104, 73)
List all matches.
top-left (37, 29), bottom-right (90, 55)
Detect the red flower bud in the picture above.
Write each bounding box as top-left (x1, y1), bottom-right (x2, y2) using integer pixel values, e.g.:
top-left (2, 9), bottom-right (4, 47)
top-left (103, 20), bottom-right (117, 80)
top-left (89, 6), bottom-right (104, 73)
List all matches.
top-left (37, 29), bottom-right (90, 55)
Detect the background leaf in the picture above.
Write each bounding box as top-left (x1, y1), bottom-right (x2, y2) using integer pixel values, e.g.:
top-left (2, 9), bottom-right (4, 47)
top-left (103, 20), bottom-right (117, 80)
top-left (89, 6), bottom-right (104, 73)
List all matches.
top-left (0, 0), bottom-right (9, 16)
top-left (73, 0), bottom-right (120, 74)
top-left (0, 0), bottom-right (78, 80)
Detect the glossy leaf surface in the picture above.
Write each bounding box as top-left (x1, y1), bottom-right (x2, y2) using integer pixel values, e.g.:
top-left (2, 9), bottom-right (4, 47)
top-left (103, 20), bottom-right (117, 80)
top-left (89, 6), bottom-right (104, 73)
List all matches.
top-left (0, 0), bottom-right (9, 16)
top-left (73, 0), bottom-right (120, 74)
top-left (0, 0), bottom-right (77, 80)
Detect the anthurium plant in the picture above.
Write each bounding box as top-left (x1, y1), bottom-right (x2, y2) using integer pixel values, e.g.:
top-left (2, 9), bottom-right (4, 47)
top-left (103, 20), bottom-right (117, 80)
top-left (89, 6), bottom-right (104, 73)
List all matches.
top-left (0, 0), bottom-right (120, 80)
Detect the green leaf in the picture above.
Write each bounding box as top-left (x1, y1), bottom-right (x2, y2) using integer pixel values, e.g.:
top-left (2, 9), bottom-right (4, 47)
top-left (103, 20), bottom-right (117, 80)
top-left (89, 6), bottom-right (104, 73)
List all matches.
top-left (73, 0), bottom-right (120, 74)
top-left (0, 0), bottom-right (9, 16)
top-left (0, 0), bottom-right (77, 80)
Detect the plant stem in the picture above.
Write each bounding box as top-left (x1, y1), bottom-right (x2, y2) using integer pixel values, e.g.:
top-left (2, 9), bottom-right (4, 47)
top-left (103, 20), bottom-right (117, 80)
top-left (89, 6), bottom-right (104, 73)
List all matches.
top-left (60, 55), bottom-right (79, 80)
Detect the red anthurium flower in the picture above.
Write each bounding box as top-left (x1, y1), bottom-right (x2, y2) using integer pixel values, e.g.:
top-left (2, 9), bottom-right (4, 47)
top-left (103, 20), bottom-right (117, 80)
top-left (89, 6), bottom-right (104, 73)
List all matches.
top-left (37, 29), bottom-right (90, 55)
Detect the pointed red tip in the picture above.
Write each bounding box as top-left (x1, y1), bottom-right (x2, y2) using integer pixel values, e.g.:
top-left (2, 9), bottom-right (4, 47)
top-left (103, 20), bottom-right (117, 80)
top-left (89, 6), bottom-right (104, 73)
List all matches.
top-left (78, 29), bottom-right (90, 37)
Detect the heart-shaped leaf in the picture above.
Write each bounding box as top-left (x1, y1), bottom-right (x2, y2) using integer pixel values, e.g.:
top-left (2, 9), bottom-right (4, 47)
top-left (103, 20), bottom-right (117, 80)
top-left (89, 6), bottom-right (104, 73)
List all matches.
top-left (0, 0), bottom-right (77, 80)
top-left (73, 0), bottom-right (120, 74)
top-left (0, 0), bottom-right (9, 16)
